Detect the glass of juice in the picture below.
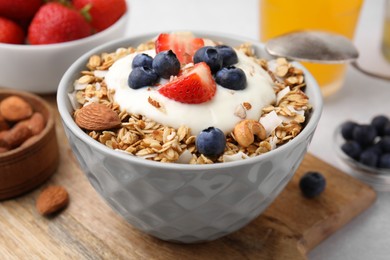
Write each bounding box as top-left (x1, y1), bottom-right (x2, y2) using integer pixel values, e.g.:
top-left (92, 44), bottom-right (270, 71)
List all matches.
top-left (259, 0), bottom-right (364, 97)
top-left (383, 0), bottom-right (390, 62)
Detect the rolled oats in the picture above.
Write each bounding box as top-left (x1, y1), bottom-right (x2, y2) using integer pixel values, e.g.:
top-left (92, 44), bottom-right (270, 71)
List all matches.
top-left (87, 55), bottom-right (102, 70)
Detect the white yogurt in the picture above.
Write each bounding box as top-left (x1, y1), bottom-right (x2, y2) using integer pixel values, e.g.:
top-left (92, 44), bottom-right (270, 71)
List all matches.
top-left (105, 48), bottom-right (276, 135)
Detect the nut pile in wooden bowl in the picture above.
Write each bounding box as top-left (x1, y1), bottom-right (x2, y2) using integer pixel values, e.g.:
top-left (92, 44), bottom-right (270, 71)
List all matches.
top-left (0, 89), bottom-right (59, 200)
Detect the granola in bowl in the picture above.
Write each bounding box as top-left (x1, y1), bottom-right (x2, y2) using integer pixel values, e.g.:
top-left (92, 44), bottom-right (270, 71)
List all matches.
top-left (68, 32), bottom-right (311, 164)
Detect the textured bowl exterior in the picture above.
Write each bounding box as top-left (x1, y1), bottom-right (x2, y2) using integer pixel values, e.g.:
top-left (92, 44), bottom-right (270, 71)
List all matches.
top-left (0, 10), bottom-right (128, 94)
top-left (57, 32), bottom-right (323, 243)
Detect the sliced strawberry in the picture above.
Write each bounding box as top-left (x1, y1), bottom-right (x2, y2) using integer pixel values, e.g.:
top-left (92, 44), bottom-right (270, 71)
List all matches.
top-left (158, 62), bottom-right (216, 104)
top-left (155, 32), bottom-right (204, 65)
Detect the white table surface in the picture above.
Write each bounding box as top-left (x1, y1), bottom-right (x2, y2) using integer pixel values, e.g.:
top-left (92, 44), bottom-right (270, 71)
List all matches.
top-left (126, 0), bottom-right (390, 259)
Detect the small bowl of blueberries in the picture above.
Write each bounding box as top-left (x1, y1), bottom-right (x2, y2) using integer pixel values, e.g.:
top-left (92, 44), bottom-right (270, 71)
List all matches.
top-left (334, 114), bottom-right (390, 191)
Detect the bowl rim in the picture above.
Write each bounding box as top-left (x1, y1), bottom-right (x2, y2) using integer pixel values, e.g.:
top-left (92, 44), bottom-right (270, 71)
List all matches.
top-left (57, 31), bottom-right (323, 171)
top-left (0, 5), bottom-right (129, 50)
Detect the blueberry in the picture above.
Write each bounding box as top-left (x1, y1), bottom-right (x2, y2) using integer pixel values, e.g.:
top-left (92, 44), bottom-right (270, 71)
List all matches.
top-left (195, 127), bottom-right (226, 159)
top-left (378, 153), bottom-right (390, 169)
top-left (132, 53), bottom-right (153, 69)
top-left (341, 141), bottom-right (362, 159)
top-left (215, 45), bottom-right (238, 66)
top-left (384, 122), bottom-right (390, 136)
top-left (341, 121), bottom-right (358, 140)
top-left (352, 124), bottom-right (377, 147)
top-left (215, 66), bottom-right (246, 90)
top-left (193, 46), bottom-right (212, 62)
top-left (371, 115), bottom-right (390, 136)
top-left (379, 136), bottom-right (390, 153)
top-left (128, 67), bottom-right (159, 89)
top-left (359, 149), bottom-right (379, 167)
top-left (299, 171), bottom-right (326, 198)
top-left (152, 50), bottom-right (180, 79)
top-left (193, 46), bottom-right (223, 73)
top-left (364, 143), bottom-right (383, 156)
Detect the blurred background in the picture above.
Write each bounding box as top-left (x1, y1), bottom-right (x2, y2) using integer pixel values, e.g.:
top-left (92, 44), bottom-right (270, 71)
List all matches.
top-left (127, 0), bottom-right (390, 78)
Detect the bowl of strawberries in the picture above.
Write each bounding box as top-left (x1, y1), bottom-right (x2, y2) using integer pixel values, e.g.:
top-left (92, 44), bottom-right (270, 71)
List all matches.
top-left (0, 0), bottom-right (128, 93)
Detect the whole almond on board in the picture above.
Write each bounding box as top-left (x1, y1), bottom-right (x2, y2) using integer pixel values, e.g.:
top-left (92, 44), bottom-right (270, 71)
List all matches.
top-left (74, 103), bottom-right (121, 131)
top-left (0, 96), bottom-right (33, 121)
top-left (36, 186), bottom-right (69, 216)
top-left (0, 122), bottom-right (33, 149)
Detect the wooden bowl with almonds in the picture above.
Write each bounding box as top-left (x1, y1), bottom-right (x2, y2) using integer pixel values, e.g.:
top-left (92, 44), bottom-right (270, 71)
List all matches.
top-left (0, 89), bottom-right (59, 200)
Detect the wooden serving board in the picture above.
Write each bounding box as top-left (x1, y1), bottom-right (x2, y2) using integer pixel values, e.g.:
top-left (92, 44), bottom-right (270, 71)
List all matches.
top-left (0, 95), bottom-right (376, 259)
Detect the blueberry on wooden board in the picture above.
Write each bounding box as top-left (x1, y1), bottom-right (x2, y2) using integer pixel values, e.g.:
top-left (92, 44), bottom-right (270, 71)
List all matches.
top-left (299, 171), bottom-right (326, 198)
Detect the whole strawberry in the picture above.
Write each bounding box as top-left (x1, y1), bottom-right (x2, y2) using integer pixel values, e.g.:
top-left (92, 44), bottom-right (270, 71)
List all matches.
top-left (0, 17), bottom-right (25, 44)
top-left (0, 0), bottom-right (42, 20)
top-left (28, 3), bottom-right (92, 45)
top-left (73, 0), bottom-right (126, 32)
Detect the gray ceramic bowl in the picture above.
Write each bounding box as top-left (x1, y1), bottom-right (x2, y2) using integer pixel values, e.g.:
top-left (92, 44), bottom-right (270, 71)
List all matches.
top-left (57, 32), bottom-right (323, 243)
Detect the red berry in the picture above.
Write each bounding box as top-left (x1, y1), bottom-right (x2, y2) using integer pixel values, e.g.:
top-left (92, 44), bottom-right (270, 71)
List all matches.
top-left (0, 0), bottom-right (42, 20)
top-left (155, 32), bottom-right (205, 64)
top-left (73, 0), bottom-right (126, 32)
top-left (0, 17), bottom-right (25, 44)
top-left (28, 3), bottom-right (92, 45)
top-left (158, 62), bottom-right (216, 104)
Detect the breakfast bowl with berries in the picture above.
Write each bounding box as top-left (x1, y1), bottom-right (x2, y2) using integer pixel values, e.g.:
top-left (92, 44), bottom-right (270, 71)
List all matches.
top-left (57, 31), bottom-right (323, 243)
top-left (0, 0), bottom-right (128, 93)
top-left (334, 115), bottom-right (390, 191)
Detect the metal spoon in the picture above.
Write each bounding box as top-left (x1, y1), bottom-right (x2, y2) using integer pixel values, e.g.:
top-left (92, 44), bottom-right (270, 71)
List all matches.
top-left (265, 30), bottom-right (390, 80)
